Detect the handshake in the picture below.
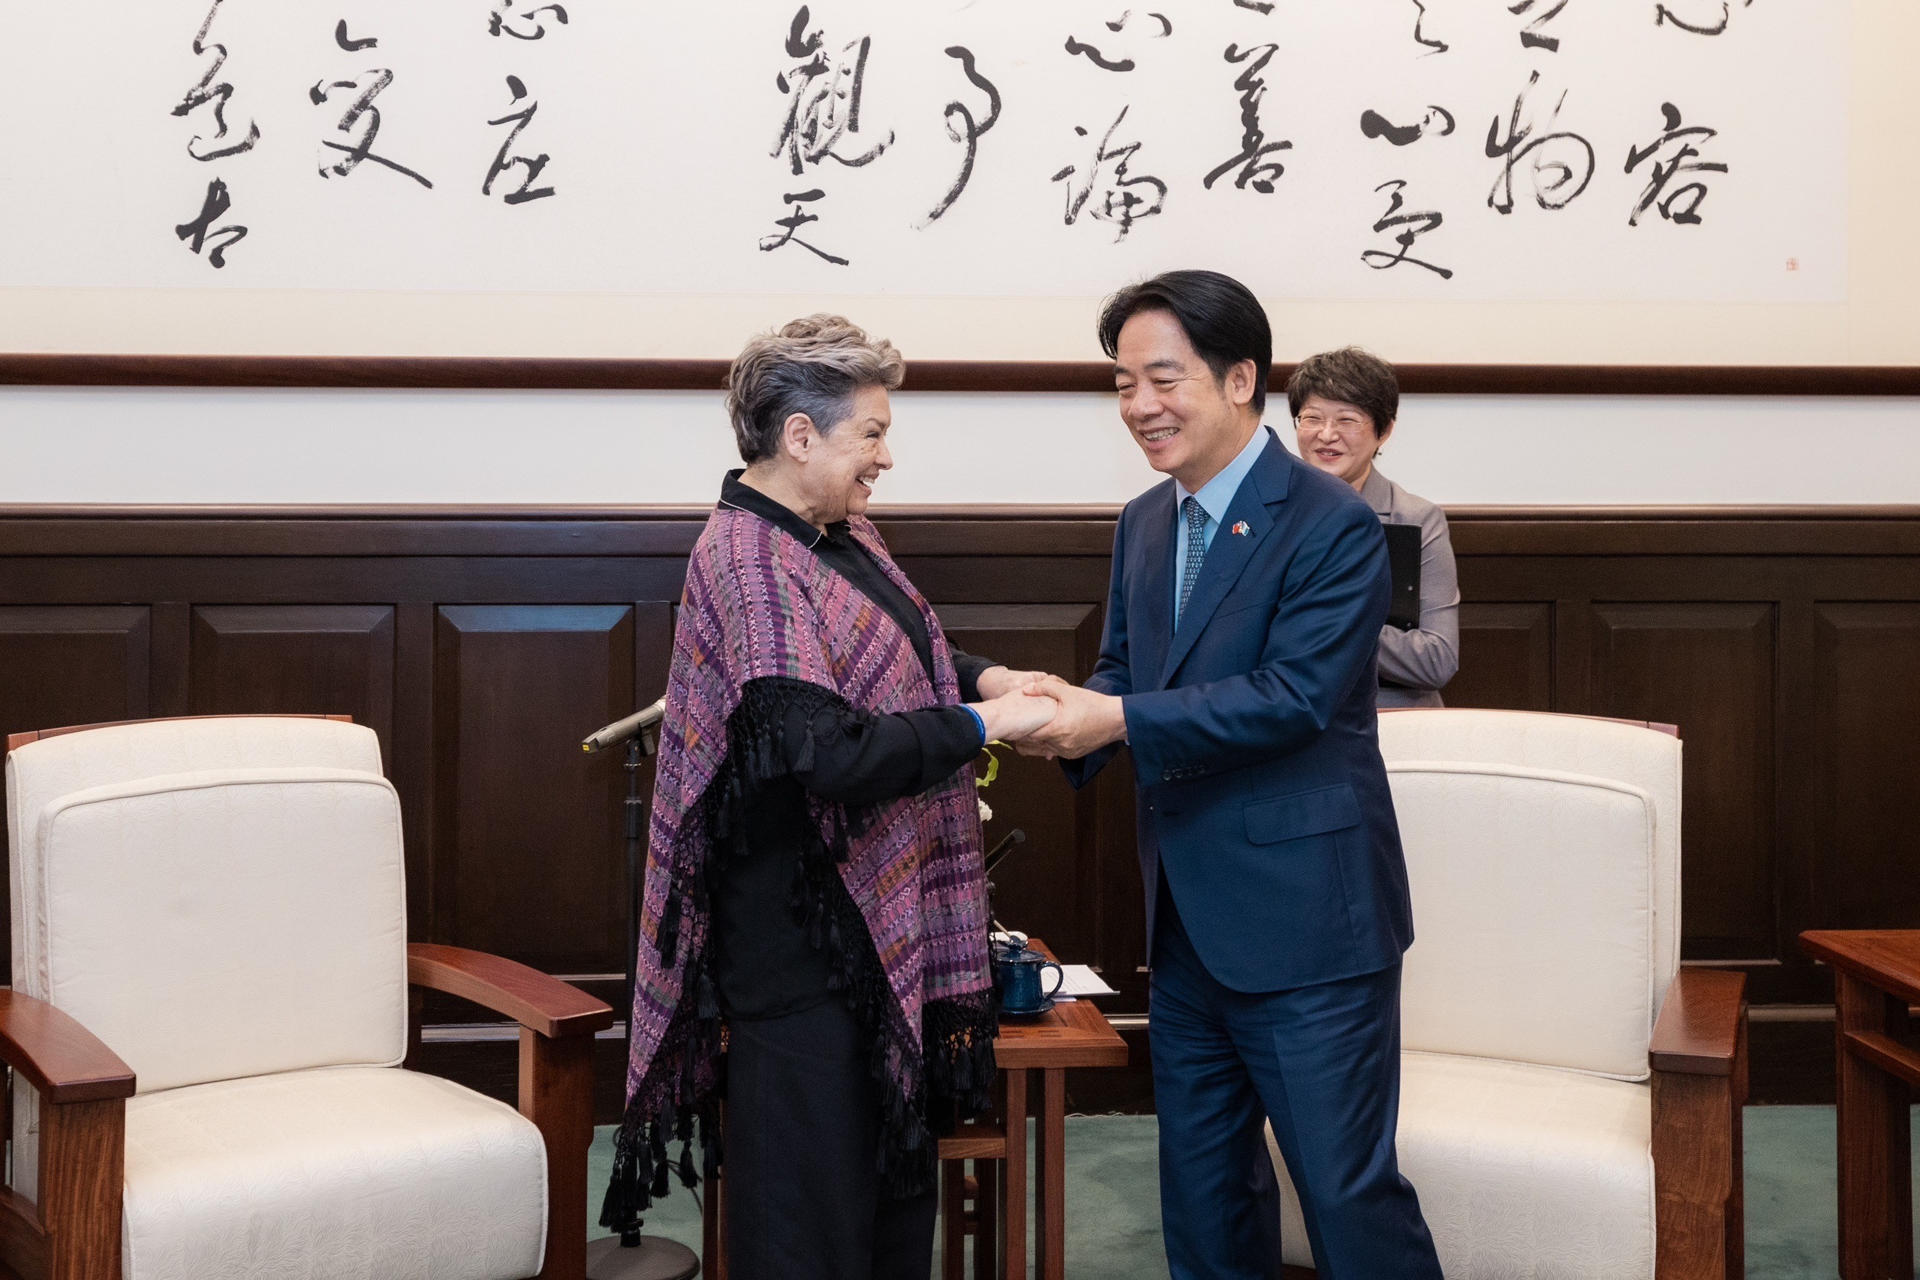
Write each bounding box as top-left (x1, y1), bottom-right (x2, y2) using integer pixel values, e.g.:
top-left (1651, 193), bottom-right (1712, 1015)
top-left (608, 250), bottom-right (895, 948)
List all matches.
top-left (968, 666), bottom-right (1127, 761)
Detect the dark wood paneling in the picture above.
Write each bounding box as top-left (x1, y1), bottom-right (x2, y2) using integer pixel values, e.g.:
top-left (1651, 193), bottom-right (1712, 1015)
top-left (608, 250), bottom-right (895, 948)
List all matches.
top-left (430, 605), bottom-right (652, 976)
top-left (1589, 603), bottom-right (1777, 961)
top-left (0, 607), bottom-right (151, 985)
top-left (1448, 602), bottom-right (1553, 711)
top-left (939, 604), bottom-right (1119, 1001)
top-left (188, 605), bottom-right (397, 758)
top-left (1809, 604), bottom-right (1920, 931)
top-left (0, 608), bottom-right (151, 742)
top-left (4, 506), bottom-right (1920, 1106)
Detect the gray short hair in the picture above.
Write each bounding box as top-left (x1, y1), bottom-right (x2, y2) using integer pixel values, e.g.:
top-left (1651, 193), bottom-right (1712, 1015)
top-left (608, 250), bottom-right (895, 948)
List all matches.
top-left (725, 315), bottom-right (906, 464)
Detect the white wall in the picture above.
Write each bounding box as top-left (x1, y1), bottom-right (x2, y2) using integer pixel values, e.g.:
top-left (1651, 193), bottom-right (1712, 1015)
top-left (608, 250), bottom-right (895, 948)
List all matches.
top-left (1, 386), bottom-right (1915, 506)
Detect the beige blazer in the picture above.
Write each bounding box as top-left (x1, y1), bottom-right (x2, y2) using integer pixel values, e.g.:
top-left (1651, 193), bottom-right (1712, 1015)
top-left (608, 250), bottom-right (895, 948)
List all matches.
top-left (1361, 467), bottom-right (1459, 708)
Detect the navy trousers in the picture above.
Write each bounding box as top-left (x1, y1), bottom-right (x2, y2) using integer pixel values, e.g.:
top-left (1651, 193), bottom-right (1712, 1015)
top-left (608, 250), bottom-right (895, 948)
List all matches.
top-left (1150, 888), bottom-right (1441, 1280)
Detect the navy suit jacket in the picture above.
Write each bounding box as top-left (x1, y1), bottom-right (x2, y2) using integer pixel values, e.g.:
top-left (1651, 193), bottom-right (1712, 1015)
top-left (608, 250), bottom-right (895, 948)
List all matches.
top-left (1067, 429), bottom-right (1415, 992)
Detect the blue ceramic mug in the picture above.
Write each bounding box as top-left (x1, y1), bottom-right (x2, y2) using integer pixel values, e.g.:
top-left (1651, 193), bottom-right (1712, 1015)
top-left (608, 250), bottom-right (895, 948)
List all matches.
top-left (994, 946), bottom-right (1064, 1014)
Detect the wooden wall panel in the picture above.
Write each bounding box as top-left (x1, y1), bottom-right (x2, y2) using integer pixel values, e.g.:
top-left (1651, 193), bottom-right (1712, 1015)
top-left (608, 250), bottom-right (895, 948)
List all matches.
top-left (188, 605), bottom-right (397, 756)
top-left (0, 606), bottom-right (151, 984)
top-left (431, 604), bottom-right (646, 975)
top-left (1808, 603), bottom-right (1920, 932)
top-left (1589, 603), bottom-right (1777, 961)
top-left (938, 604), bottom-right (1119, 994)
top-left (1448, 602), bottom-right (1553, 711)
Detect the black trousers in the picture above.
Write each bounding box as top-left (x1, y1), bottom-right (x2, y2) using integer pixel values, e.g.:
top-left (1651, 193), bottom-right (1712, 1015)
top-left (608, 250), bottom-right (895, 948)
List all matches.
top-left (723, 998), bottom-right (937, 1280)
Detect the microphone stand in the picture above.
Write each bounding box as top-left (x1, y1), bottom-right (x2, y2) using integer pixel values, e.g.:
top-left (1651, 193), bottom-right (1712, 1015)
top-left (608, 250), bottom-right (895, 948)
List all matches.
top-left (585, 717), bottom-right (699, 1280)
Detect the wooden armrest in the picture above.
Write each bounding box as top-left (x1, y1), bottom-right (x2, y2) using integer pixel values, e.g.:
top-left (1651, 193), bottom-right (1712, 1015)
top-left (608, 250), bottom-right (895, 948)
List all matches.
top-left (1650, 967), bottom-right (1747, 1076)
top-left (0, 989), bottom-right (135, 1103)
top-left (407, 943), bottom-right (612, 1039)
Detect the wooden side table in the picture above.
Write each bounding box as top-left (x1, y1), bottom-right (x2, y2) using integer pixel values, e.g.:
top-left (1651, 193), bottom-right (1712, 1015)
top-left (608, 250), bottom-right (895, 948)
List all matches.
top-left (1800, 929), bottom-right (1920, 1279)
top-left (939, 939), bottom-right (1128, 1280)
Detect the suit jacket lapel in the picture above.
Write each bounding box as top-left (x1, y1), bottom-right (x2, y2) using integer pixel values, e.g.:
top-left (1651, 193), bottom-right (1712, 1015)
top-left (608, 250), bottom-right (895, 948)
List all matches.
top-left (1158, 435), bottom-right (1292, 688)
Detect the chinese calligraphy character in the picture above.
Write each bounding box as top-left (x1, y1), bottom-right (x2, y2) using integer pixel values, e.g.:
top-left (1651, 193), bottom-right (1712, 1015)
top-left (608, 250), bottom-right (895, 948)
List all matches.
top-left (1362, 180), bottom-right (1452, 279)
top-left (1485, 72), bottom-right (1594, 213)
top-left (1410, 0), bottom-right (1449, 55)
top-left (1655, 0), bottom-right (1751, 36)
top-left (1064, 36), bottom-right (1136, 73)
top-left (489, 1), bottom-right (569, 40)
top-left (312, 24), bottom-right (432, 188)
top-left (175, 178), bottom-right (247, 268)
top-left (1232, 0), bottom-right (1274, 13)
top-left (1625, 103), bottom-right (1725, 225)
top-left (1108, 11), bottom-right (1173, 36)
top-left (760, 189), bottom-right (848, 265)
top-left (174, 0), bottom-right (260, 161)
top-left (1204, 43), bottom-right (1292, 194)
top-left (1510, 0), bottom-right (1571, 52)
top-left (771, 6), bottom-right (892, 176)
top-left (334, 19), bottom-right (376, 50)
top-left (922, 47), bottom-right (1001, 226)
top-left (1065, 11), bottom-right (1171, 72)
top-left (1052, 106), bottom-right (1167, 241)
top-left (483, 75), bottom-right (556, 204)
top-left (1360, 105), bottom-right (1456, 147)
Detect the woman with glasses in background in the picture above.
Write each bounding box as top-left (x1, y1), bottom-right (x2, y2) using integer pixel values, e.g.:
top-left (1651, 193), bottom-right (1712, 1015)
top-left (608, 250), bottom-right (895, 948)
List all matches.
top-left (1288, 347), bottom-right (1460, 708)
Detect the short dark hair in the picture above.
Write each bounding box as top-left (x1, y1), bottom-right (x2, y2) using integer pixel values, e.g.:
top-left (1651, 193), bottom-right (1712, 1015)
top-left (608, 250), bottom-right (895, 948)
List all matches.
top-left (1096, 270), bottom-right (1273, 414)
top-left (725, 315), bottom-right (905, 464)
top-left (1284, 346), bottom-right (1399, 437)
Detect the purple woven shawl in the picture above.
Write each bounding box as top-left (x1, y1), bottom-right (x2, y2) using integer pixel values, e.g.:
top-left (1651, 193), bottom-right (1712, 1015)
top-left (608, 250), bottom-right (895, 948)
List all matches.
top-left (602, 503), bottom-right (996, 1224)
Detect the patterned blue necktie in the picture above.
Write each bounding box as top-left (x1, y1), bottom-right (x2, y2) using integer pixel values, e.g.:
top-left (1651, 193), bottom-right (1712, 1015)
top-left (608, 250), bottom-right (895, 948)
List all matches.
top-left (1177, 496), bottom-right (1208, 626)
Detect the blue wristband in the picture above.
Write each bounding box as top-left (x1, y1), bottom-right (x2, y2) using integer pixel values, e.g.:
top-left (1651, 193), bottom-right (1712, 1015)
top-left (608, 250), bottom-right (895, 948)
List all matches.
top-left (960, 704), bottom-right (989, 746)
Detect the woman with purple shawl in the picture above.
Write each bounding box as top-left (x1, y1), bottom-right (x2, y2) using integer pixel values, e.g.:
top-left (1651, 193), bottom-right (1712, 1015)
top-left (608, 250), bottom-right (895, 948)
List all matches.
top-left (602, 316), bottom-right (1059, 1279)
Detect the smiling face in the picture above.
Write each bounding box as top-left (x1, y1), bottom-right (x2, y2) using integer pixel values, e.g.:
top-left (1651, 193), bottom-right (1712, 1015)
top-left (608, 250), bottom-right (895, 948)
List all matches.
top-left (1294, 394), bottom-right (1391, 490)
top-left (1112, 309), bottom-right (1260, 491)
top-left (798, 383), bottom-right (894, 525)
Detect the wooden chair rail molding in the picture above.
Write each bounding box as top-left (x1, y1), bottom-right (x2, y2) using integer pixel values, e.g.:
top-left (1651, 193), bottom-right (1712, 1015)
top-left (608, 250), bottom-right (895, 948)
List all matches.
top-left (3, 354), bottom-right (1919, 394)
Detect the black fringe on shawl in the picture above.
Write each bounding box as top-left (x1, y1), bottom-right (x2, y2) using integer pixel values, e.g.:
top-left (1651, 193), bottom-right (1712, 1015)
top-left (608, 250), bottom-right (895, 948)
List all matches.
top-left (600, 677), bottom-right (998, 1231)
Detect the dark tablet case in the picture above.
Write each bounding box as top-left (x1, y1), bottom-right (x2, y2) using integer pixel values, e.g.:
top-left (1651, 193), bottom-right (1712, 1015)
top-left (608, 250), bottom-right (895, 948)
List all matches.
top-left (1384, 523), bottom-right (1422, 631)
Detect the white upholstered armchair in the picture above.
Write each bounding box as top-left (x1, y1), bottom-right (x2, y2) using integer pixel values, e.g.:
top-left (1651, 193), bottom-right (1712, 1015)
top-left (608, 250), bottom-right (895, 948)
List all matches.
top-left (1273, 708), bottom-right (1747, 1280)
top-left (1, 715), bottom-right (612, 1280)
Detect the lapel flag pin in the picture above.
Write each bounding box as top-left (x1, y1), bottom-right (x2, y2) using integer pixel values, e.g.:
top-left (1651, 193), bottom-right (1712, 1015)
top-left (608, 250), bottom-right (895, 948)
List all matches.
top-left (1231, 521), bottom-right (1251, 537)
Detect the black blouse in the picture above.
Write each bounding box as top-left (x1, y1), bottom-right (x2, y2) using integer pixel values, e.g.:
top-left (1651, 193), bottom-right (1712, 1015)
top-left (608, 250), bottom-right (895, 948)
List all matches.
top-left (709, 472), bottom-right (995, 1019)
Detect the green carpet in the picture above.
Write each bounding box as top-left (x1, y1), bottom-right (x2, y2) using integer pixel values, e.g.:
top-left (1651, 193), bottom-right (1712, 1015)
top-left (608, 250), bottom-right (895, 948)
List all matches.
top-left (586, 1106), bottom-right (1869, 1278)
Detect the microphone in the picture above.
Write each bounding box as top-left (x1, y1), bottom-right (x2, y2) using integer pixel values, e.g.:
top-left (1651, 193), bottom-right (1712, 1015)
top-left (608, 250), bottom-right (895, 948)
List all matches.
top-left (581, 698), bottom-right (668, 755)
top-left (983, 827), bottom-right (1026, 876)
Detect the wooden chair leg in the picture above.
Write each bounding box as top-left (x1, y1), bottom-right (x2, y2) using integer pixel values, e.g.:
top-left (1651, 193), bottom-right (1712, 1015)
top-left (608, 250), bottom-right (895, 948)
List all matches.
top-left (1651, 1007), bottom-right (1748, 1280)
top-left (522, 1029), bottom-right (593, 1280)
top-left (972, 1160), bottom-right (999, 1280)
top-left (1832, 973), bottom-right (1909, 1280)
top-left (37, 1096), bottom-right (125, 1280)
top-left (941, 1159), bottom-right (967, 1280)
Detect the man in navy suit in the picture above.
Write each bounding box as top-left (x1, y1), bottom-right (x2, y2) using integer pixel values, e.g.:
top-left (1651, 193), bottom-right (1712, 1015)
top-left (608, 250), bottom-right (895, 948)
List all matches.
top-left (1026, 270), bottom-right (1442, 1279)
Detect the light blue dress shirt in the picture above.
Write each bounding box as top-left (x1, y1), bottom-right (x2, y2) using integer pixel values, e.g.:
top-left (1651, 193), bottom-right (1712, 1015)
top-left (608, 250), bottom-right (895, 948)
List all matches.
top-left (1173, 426), bottom-right (1271, 622)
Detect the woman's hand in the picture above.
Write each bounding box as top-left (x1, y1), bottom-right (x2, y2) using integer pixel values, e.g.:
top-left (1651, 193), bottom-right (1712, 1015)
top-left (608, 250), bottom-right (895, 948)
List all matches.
top-left (974, 665), bottom-right (1053, 699)
top-left (971, 687), bottom-right (1059, 742)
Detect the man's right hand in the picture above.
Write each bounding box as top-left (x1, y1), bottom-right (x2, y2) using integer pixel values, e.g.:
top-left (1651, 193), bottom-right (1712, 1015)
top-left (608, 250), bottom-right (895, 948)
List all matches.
top-left (971, 687), bottom-right (1059, 742)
